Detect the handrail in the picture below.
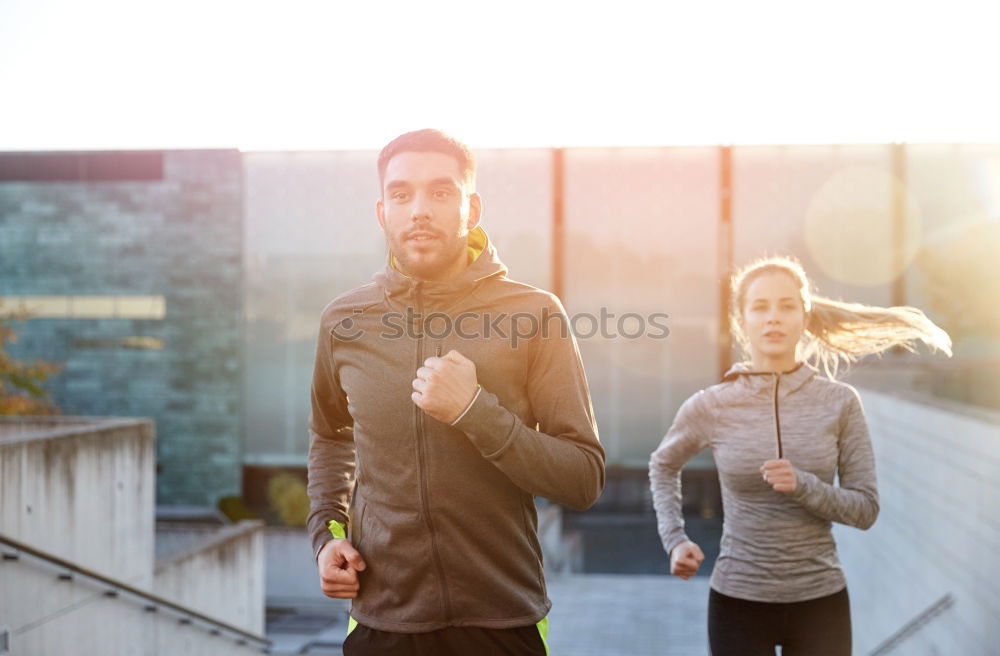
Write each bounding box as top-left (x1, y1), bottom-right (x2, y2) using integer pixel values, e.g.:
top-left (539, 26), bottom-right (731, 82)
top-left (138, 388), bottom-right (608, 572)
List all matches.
top-left (0, 532), bottom-right (271, 650)
top-left (868, 593), bottom-right (954, 656)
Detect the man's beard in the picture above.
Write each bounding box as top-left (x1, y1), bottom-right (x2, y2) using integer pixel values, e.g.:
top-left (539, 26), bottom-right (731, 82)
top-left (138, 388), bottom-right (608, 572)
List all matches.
top-left (389, 234), bottom-right (467, 281)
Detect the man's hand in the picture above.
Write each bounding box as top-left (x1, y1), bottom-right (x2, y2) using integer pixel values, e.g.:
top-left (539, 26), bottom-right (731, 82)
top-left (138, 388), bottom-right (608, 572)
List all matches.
top-left (670, 540), bottom-right (704, 580)
top-left (412, 349), bottom-right (478, 423)
top-left (317, 538), bottom-right (367, 599)
top-left (761, 459), bottom-right (798, 493)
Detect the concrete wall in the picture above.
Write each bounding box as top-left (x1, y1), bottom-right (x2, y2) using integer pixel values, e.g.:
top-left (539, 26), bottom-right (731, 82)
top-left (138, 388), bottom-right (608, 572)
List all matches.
top-left (834, 390), bottom-right (1000, 655)
top-left (0, 417), bottom-right (155, 585)
top-left (0, 553), bottom-right (263, 655)
top-left (0, 417), bottom-right (269, 653)
top-left (153, 522), bottom-right (265, 634)
top-left (263, 527), bottom-right (325, 604)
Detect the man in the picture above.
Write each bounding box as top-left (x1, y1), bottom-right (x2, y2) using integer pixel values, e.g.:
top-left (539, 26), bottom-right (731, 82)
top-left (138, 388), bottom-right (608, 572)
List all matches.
top-left (307, 129), bottom-right (605, 655)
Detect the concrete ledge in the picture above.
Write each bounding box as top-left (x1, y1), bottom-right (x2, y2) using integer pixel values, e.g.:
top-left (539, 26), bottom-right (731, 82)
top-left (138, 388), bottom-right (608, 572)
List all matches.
top-left (855, 385), bottom-right (1000, 426)
top-left (0, 415), bottom-right (153, 445)
top-left (155, 520), bottom-right (265, 571)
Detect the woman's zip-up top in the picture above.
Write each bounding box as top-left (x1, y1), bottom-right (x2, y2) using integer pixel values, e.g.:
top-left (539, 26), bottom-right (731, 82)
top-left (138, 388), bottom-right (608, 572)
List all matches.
top-left (649, 362), bottom-right (879, 603)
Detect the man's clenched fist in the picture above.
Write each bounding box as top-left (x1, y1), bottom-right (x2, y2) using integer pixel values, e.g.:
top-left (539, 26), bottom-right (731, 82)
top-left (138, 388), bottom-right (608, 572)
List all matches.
top-left (412, 349), bottom-right (479, 423)
top-left (318, 538), bottom-right (367, 599)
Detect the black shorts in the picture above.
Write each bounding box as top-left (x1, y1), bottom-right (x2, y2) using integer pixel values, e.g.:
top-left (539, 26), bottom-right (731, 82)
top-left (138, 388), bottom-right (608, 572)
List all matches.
top-left (708, 587), bottom-right (852, 656)
top-left (342, 620), bottom-right (549, 656)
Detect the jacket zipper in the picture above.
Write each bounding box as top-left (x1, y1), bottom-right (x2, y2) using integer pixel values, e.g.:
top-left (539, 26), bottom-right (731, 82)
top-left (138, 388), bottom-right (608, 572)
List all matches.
top-left (772, 372), bottom-right (783, 459)
top-left (413, 283), bottom-right (453, 619)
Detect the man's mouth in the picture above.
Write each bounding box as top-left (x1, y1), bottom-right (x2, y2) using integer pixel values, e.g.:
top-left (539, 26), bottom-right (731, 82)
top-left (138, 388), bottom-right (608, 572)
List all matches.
top-left (407, 232), bottom-right (438, 242)
top-left (763, 330), bottom-right (785, 338)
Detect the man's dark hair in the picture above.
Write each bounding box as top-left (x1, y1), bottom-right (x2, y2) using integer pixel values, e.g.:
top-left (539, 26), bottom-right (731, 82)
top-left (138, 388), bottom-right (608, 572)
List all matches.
top-left (377, 129), bottom-right (476, 191)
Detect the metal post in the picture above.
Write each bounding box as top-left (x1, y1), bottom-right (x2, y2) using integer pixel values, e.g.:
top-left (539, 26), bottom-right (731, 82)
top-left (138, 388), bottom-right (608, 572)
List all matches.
top-left (891, 142), bottom-right (907, 308)
top-left (551, 147), bottom-right (565, 301)
top-left (718, 145), bottom-right (734, 380)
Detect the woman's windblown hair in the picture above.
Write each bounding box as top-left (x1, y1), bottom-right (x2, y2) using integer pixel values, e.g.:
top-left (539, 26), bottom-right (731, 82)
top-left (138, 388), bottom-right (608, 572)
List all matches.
top-left (730, 256), bottom-right (953, 378)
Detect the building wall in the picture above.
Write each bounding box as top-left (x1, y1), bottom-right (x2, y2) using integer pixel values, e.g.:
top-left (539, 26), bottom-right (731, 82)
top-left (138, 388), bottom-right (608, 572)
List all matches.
top-left (834, 390), bottom-right (1000, 655)
top-left (0, 150), bottom-right (244, 506)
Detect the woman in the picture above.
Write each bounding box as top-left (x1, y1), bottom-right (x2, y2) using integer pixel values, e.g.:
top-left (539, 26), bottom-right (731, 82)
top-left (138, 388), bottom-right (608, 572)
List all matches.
top-left (648, 256), bottom-right (951, 656)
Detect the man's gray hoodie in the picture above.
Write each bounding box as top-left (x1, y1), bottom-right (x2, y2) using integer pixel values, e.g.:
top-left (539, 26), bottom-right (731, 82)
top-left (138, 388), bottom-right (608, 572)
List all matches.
top-left (649, 362), bottom-right (879, 603)
top-left (307, 227), bottom-right (605, 632)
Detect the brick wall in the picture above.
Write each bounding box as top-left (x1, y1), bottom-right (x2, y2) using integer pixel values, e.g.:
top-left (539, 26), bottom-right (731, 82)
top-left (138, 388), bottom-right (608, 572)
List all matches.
top-left (0, 150), bottom-right (243, 505)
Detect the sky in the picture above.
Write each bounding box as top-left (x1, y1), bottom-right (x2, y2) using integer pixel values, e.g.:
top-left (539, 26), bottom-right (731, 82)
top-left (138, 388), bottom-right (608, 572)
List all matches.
top-left (1, 0), bottom-right (998, 151)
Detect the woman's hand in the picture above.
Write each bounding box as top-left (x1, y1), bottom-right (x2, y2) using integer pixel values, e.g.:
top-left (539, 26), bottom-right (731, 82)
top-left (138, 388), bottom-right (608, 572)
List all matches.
top-left (670, 540), bottom-right (705, 580)
top-left (761, 459), bottom-right (798, 493)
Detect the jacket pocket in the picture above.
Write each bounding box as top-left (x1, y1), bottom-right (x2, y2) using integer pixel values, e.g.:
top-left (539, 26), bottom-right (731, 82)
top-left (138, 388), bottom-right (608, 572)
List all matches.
top-left (351, 500), bottom-right (368, 550)
top-left (521, 499), bottom-right (546, 592)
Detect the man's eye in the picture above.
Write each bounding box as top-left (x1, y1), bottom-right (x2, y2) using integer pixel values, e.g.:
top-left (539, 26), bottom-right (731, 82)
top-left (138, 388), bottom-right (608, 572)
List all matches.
top-left (391, 192), bottom-right (409, 201)
top-left (433, 189), bottom-right (451, 199)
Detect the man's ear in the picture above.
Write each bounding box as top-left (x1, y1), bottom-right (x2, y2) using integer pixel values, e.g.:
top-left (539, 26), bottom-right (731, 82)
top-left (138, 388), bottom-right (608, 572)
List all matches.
top-left (467, 192), bottom-right (482, 229)
top-left (375, 198), bottom-right (386, 233)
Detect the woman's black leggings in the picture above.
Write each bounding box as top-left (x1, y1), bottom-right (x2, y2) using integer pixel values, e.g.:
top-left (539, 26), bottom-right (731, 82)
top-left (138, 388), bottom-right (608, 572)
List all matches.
top-left (708, 587), bottom-right (852, 655)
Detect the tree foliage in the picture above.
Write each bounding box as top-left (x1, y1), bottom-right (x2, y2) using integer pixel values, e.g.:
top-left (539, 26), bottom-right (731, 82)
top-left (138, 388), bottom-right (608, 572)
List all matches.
top-left (0, 300), bottom-right (61, 415)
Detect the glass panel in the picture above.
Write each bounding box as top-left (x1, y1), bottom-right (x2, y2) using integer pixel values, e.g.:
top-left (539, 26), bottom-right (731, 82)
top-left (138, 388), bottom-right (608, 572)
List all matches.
top-left (563, 146), bottom-right (720, 466)
top-left (243, 150), bottom-right (384, 462)
top-left (476, 148), bottom-right (553, 291)
top-left (904, 144), bottom-right (1000, 408)
top-left (732, 144), bottom-right (895, 308)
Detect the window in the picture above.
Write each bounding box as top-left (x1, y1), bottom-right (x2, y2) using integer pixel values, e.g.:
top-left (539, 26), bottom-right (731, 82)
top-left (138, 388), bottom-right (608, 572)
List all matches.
top-left (0, 296), bottom-right (167, 320)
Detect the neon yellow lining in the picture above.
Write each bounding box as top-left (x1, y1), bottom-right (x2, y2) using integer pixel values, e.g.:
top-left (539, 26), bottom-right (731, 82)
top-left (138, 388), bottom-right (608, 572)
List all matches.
top-left (344, 613), bottom-right (547, 650)
top-left (537, 616), bottom-right (551, 655)
top-left (466, 225), bottom-right (487, 263)
top-left (327, 520), bottom-right (347, 540)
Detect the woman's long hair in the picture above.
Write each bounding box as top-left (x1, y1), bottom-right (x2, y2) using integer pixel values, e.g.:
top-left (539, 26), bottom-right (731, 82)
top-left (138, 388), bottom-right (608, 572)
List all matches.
top-left (729, 256), bottom-right (953, 378)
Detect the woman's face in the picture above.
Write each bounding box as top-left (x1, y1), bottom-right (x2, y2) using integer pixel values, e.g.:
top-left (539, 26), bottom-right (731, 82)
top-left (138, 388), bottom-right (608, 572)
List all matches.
top-left (741, 272), bottom-right (806, 365)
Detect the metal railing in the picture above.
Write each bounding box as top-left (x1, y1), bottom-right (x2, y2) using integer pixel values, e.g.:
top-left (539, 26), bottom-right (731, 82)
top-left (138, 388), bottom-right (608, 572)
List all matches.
top-left (0, 532), bottom-right (271, 652)
top-left (868, 593), bottom-right (954, 656)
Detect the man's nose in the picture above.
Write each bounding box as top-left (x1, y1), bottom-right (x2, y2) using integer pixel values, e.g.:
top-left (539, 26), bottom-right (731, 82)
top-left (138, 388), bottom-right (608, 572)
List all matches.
top-left (410, 192), bottom-right (432, 222)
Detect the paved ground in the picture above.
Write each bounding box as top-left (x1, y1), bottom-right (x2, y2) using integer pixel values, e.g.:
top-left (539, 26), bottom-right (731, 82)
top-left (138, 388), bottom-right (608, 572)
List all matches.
top-left (548, 574), bottom-right (710, 656)
top-left (267, 574), bottom-right (711, 655)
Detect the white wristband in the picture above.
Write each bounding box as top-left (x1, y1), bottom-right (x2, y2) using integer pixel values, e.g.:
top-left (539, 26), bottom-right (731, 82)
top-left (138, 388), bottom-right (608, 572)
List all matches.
top-left (450, 384), bottom-right (482, 426)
